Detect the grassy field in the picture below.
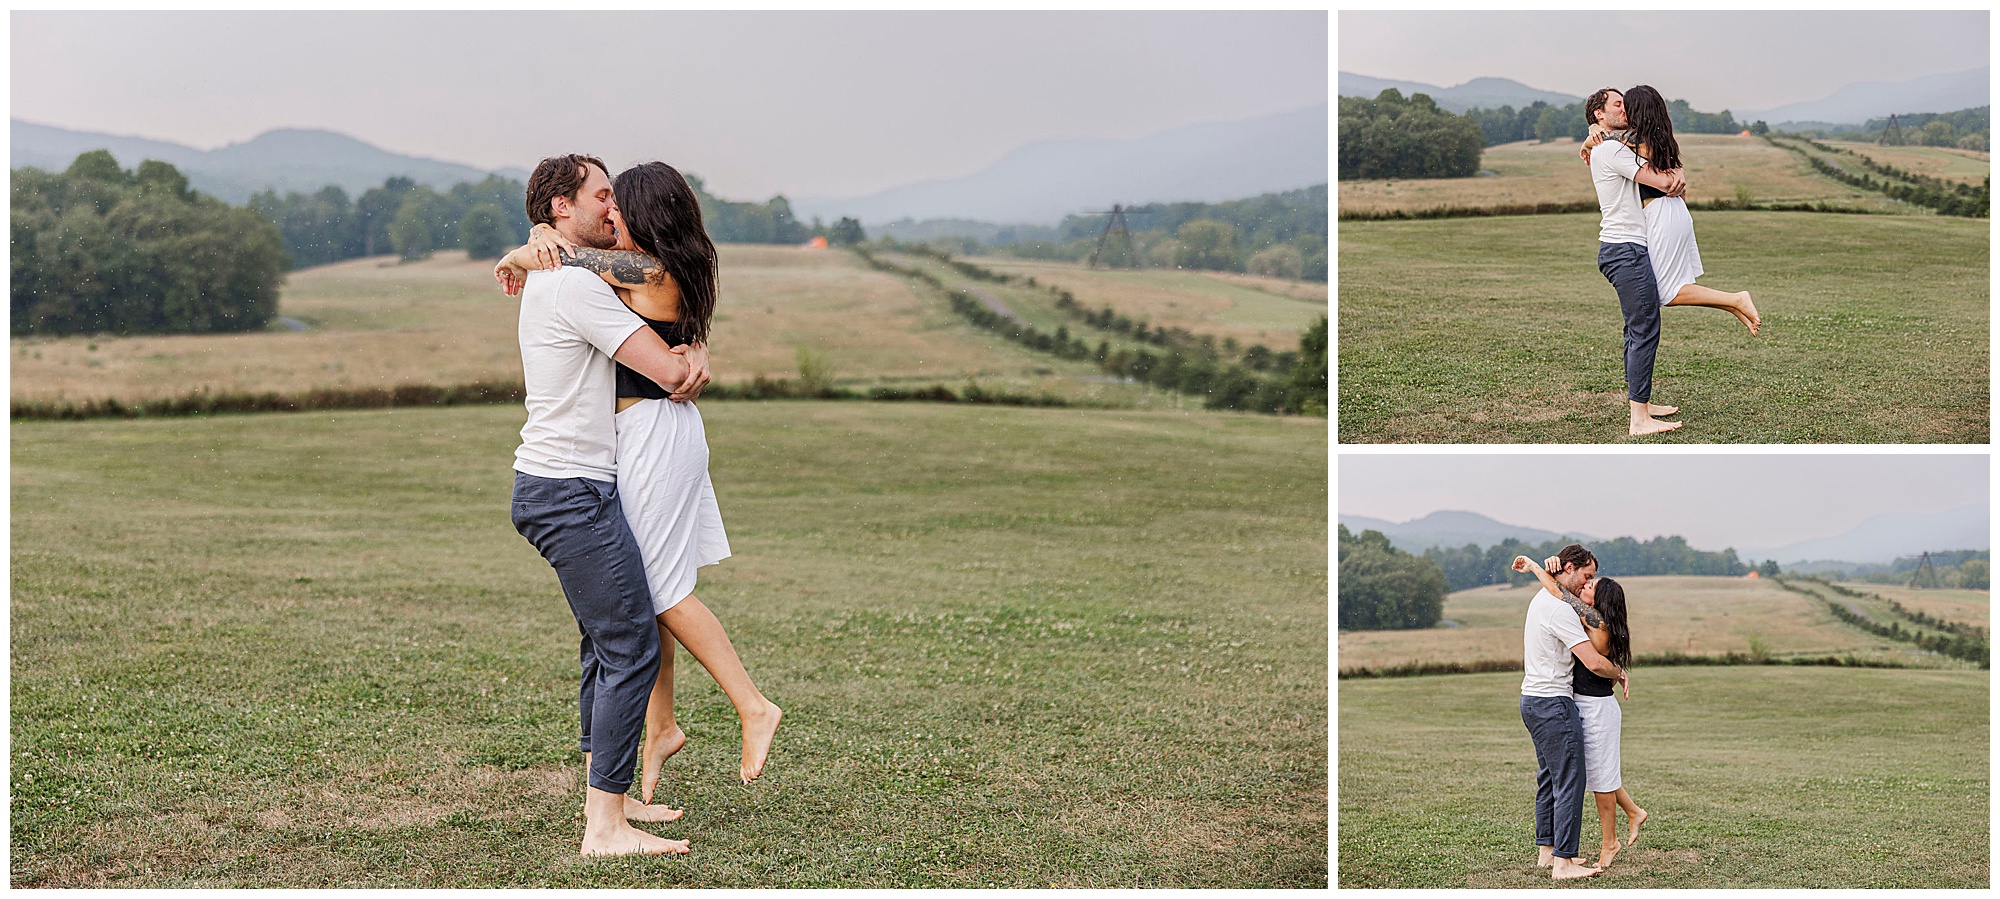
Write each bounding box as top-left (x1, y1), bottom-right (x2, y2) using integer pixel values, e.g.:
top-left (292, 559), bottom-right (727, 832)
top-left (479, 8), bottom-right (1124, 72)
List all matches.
top-left (1336, 211), bottom-right (1989, 442)
top-left (1337, 135), bottom-right (1892, 216)
top-left (10, 401), bottom-right (1327, 887)
top-left (12, 245), bottom-right (1300, 410)
top-left (1821, 140), bottom-right (1992, 187)
top-left (1337, 576), bottom-right (1986, 674)
top-left (1838, 582), bottom-right (1990, 629)
top-left (1338, 667), bottom-right (1989, 888)
top-left (962, 256), bottom-right (1327, 350)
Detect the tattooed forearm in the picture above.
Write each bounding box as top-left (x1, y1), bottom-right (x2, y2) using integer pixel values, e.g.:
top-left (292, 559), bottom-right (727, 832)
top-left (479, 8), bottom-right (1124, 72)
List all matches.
top-left (1561, 591), bottom-right (1605, 629)
top-left (559, 248), bottom-right (666, 288)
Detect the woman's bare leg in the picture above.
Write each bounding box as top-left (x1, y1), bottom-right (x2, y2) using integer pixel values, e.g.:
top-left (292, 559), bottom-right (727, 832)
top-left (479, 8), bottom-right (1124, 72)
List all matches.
top-left (639, 619), bottom-right (688, 805)
top-left (1615, 788), bottom-right (1648, 846)
top-left (660, 594), bottom-right (783, 783)
top-left (1666, 284), bottom-right (1760, 335)
top-left (1594, 792), bottom-right (1621, 867)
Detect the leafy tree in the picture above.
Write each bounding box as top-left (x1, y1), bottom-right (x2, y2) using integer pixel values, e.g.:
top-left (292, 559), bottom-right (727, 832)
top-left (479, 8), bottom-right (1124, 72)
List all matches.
top-left (1339, 525), bottom-right (1449, 631)
top-left (1286, 316), bottom-right (1327, 416)
top-left (1759, 559), bottom-right (1782, 577)
top-left (355, 176), bottom-right (418, 256)
top-left (65, 149), bottom-right (129, 184)
top-left (1247, 244), bottom-right (1304, 280)
top-left (389, 190), bottom-right (439, 260)
top-left (1338, 89), bottom-right (1484, 180)
top-left (1534, 105), bottom-right (1568, 142)
top-left (828, 216), bottom-right (866, 246)
top-left (1173, 219), bottom-right (1238, 271)
top-left (1920, 120), bottom-right (1956, 146)
top-left (1750, 120), bottom-right (1770, 136)
top-left (458, 204), bottom-right (511, 259)
top-left (1958, 558), bottom-right (1989, 590)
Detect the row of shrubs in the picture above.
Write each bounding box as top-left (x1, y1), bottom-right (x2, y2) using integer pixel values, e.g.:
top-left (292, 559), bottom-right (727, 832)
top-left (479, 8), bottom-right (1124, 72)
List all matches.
top-left (1769, 136), bottom-right (1990, 217)
top-left (855, 248), bottom-right (1305, 414)
top-left (1792, 576), bottom-right (1988, 640)
top-left (1774, 578), bottom-right (1989, 667)
top-left (1338, 651), bottom-right (1915, 679)
top-left (11, 377), bottom-right (1079, 421)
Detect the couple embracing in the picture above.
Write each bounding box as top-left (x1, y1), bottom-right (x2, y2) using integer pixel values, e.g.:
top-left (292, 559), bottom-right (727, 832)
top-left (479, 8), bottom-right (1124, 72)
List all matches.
top-left (497, 154), bottom-right (782, 857)
top-left (1583, 85), bottom-right (1761, 437)
top-left (1516, 544), bottom-right (1648, 880)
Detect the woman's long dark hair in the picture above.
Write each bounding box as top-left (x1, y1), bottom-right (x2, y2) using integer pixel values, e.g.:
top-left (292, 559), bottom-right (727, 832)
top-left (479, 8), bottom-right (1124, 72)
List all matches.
top-left (1622, 85), bottom-right (1682, 171)
top-left (1592, 577), bottom-right (1632, 669)
top-left (613, 162), bottom-right (718, 344)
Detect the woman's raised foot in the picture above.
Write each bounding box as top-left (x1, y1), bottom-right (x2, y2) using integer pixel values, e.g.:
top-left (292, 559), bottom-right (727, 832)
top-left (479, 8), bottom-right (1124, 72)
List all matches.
top-left (1738, 292), bottom-right (1760, 336)
top-left (641, 725), bottom-right (686, 805)
top-left (739, 701), bottom-right (783, 783)
top-left (1626, 807), bottom-right (1649, 847)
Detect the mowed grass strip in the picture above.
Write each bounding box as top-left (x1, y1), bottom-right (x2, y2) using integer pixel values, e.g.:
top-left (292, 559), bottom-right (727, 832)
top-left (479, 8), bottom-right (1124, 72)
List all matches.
top-left (10, 402), bottom-right (1327, 887)
top-left (1337, 667), bottom-right (1989, 888)
top-left (1337, 135), bottom-right (1890, 216)
top-left (1337, 577), bottom-right (1983, 674)
top-left (1822, 140), bottom-right (1992, 187)
top-left (1839, 582), bottom-right (1990, 630)
top-left (962, 256), bottom-right (1327, 350)
top-left (1336, 211), bottom-right (1989, 443)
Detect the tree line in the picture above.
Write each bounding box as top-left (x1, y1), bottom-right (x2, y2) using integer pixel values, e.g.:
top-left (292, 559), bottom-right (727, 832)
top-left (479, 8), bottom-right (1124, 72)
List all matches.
top-left (982, 185), bottom-right (1327, 282)
top-left (13, 152), bottom-right (286, 337)
top-left (1859, 107), bottom-right (1989, 151)
top-left (1423, 534), bottom-right (1760, 593)
top-left (1339, 525), bottom-right (1449, 631)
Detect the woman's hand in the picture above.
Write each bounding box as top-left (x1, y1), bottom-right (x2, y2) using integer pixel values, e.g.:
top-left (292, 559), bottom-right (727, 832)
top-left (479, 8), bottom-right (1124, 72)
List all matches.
top-left (668, 342), bottom-right (710, 402)
top-left (1512, 555), bottom-right (1533, 573)
top-left (1619, 671), bottom-right (1631, 701)
top-left (494, 256), bottom-right (530, 297)
top-left (526, 223), bottom-right (577, 270)
top-left (1544, 555), bottom-right (1561, 574)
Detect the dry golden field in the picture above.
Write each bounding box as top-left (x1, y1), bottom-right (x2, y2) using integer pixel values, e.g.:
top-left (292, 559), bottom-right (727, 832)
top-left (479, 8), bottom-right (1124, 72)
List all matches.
top-left (1336, 576), bottom-right (1980, 673)
top-left (10, 246), bottom-right (1236, 407)
top-left (1838, 582), bottom-right (1990, 629)
top-left (1337, 134), bottom-right (1888, 215)
top-left (961, 256), bottom-right (1326, 350)
top-left (1821, 140), bottom-right (1992, 186)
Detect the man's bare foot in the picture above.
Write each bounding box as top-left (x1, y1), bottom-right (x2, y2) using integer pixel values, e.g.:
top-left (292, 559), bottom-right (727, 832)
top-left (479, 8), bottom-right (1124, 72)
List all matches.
top-left (1537, 846), bottom-right (1555, 868)
top-left (1598, 842), bottom-right (1621, 869)
top-left (1551, 857), bottom-right (1599, 880)
top-left (623, 795), bottom-right (684, 823)
top-left (579, 822), bottom-right (689, 857)
top-left (739, 701), bottom-right (783, 783)
top-left (1626, 807), bottom-right (1648, 847)
top-left (641, 725), bottom-right (686, 805)
top-left (1738, 292), bottom-right (1760, 335)
top-left (1646, 403), bottom-right (1678, 416)
top-left (1630, 416), bottom-right (1683, 437)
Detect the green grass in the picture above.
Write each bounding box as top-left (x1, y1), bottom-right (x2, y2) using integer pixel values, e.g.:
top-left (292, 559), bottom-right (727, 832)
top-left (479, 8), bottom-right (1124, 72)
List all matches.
top-left (10, 402), bottom-right (1326, 887)
top-left (1338, 667), bottom-right (1989, 887)
top-left (1337, 211), bottom-right (1989, 442)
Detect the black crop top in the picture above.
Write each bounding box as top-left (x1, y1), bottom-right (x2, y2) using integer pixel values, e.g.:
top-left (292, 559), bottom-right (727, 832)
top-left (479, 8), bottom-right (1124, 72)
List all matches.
top-left (1571, 655), bottom-right (1616, 697)
top-left (614, 314), bottom-right (696, 399)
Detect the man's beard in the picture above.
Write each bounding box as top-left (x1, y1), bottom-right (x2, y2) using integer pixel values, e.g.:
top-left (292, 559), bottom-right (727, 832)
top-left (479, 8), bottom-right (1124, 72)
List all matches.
top-left (576, 214), bottom-right (618, 250)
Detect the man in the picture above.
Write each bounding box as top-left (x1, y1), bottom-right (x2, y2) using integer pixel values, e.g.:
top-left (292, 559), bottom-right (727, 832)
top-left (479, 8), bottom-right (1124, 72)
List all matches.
top-left (508, 153), bottom-right (708, 857)
top-left (1585, 87), bottom-right (1686, 437)
top-left (1520, 543), bottom-right (1624, 880)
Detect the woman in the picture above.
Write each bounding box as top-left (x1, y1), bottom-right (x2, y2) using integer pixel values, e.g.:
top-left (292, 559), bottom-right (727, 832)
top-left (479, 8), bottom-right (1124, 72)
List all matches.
top-left (1585, 84), bottom-right (1761, 336)
top-left (499, 162), bottom-right (782, 804)
top-left (1513, 556), bottom-right (1649, 868)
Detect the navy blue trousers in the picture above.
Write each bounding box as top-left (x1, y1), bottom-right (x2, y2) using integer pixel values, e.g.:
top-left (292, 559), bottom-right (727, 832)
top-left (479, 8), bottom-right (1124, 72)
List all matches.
top-left (1521, 694), bottom-right (1587, 859)
top-left (1599, 242), bottom-right (1662, 403)
top-left (512, 472), bottom-right (661, 794)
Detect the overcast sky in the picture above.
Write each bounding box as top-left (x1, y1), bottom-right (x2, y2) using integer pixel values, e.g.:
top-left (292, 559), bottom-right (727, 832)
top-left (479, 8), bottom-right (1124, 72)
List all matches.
top-left (1338, 455), bottom-right (1989, 553)
top-left (1339, 11), bottom-right (1987, 115)
top-left (10, 11), bottom-right (1326, 202)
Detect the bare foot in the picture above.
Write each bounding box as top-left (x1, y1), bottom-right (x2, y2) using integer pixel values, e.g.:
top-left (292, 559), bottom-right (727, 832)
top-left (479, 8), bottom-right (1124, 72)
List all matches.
top-left (641, 725), bottom-right (686, 805)
top-left (1646, 403), bottom-right (1679, 417)
top-left (1537, 846), bottom-right (1555, 868)
top-left (1551, 857), bottom-right (1600, 880)
top-left (1630, 416), bottom-right (1683, 437)
top-left (739, 701), bottom-right (783, 783)
top-left (579, 821), bottom-right (689, 857)
top-left (624, 795), bottom-right (683, 823)
top-left (1738, 292), bottom-right (1760, 336)
top-left (1626, 807), bottom-right (1648, 847)
top-left (1598, 842), bottom-right (1620, 869)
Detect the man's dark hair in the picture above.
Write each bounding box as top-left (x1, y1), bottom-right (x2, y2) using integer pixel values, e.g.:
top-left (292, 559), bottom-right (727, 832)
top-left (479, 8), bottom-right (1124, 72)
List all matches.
top-left (1556, 543), bottom-right (1597, 574)
top-left (1584, 87), bottom-right (1620, 128)
top-left (525, 153), bottom-right (608, 228)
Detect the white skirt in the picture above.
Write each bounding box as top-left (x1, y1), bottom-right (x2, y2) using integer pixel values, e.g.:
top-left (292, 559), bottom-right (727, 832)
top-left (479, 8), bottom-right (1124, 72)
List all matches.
top-left (614, 398), bottom-right (731, 615)
top-left (1644, 195), bottom-right (1704, 303)
top-left (1575, 693), bottom-right (1623, 794)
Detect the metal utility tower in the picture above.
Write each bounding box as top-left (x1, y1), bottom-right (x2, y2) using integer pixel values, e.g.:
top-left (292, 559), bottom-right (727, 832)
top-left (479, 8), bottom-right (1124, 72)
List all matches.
top-left (1909, 551), bottom-right (1941, 589)
top-left (1086, 204), bottom-right (1137, 269)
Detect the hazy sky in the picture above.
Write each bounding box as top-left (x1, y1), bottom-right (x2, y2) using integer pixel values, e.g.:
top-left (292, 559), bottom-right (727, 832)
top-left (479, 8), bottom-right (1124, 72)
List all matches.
top-left (1338, 455), bottom-right (1989, 553)
top-left (1339, 11), bottom-right (1988, 115)
top-left (10, 11), bottom-right (1327, 201)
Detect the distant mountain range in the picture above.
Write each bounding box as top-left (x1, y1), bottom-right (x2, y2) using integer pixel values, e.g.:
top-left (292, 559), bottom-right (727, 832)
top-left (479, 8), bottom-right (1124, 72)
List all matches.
top-left (11, 120), bottom-right (530, 204)
top-left (1337, 510), bottom-right (1597, 555)
top-left (790, 104), bottom-right (1328, 227)
top-left (1339, 67), bottom-right (1990, 126)
top-left (1340, 504), bottom-right (1990, 568)
top-left (1738, 503), bottom-right (1989, 566)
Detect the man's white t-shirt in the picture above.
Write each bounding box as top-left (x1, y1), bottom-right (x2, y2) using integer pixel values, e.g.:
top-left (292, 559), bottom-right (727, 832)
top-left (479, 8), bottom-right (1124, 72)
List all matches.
top-left (1521, 587), bottom-right (1592, 697)
top-left (1591, 140), bottom-right (1648, 246)
top-left (513, 267), bottom-right (647, 483)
